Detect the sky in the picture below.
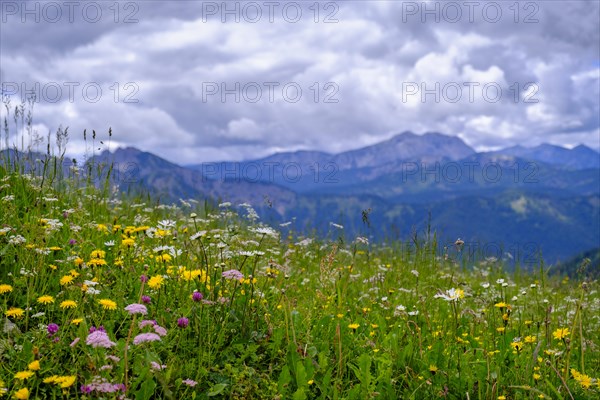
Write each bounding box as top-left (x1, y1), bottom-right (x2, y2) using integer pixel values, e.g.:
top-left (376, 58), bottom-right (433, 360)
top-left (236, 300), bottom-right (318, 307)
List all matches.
top-left (1, 0), bottom-right (599, 163)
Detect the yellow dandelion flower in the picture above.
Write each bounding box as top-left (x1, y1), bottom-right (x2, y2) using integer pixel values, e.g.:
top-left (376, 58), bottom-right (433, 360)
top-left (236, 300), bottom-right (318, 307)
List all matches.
top-left (49, 246), bottom-right (62, 251)
top-left (43, 376), bottom-right (58, 384)
top-left (155, 253), bottom-right (172, 263)
top-left (524, 335), bottom-right (536, 344)
top-left (37, 295), bottom-right (54, 305)
top-left (0, 284), bottom-right (13, 294)
top-left (121, 238), bottom-right (135, 248)
top-left (48, 264), bottom-right (58, 270)
top-left (553, 328), bottom-right (570, 340)
top-left (27, 361), bottom-right (40, 371)
top-left (74, 257), bottom-right (84, 266)
top-left (69, 269), bottom-right (80, 277)
top-left (156, 229), bottom-right (170, 237)
top-left (14, 370), bottom-right (35, 380)
top-left (13, 387), bottom-right (29, 399)
top-left (147, 275), bottom-right (164, 289)
top-left (60, 275), bottom-right (74, 286)
top-left (71, 318), bottom-right (83, 325)
top-left (180, 268), bottom-right (206, 282)
top-left (60, 300), bottom-right (77, 309)
top-left (498, 396), bottom-right (506, 400)
top-left (494, 302), bottom-right (510, 309)
top-left (5, 307), bottom-right (24, 318)
top-left (166, 265), bottom-right (177, 275)
top-left (571, 369), bottom-right (592, 388)
top-left (429, 365), bottom-right (438, 374)
top-left (533, 373), bottom-right (541, 380)
top-left (98, 299), bottom-right (117, 310)
top-left (90, 250), bottom-right (105, 259)
top-left (348, 323), bottom-right (360, 330)
top-left (510, 341), bottom-right (523, 351)
top-left (496, 327), bottom-right (505, 333)
top-left (55, 375), bottom-right (76, 388)
top-left (96, 224), bottom-right (108, 232)
top-left (87, 258), bottom-right (107, 267)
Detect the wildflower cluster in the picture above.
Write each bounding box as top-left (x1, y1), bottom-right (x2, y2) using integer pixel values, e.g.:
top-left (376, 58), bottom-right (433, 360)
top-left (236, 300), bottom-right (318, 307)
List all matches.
top-left (0, 159), bottom-right (598, 399)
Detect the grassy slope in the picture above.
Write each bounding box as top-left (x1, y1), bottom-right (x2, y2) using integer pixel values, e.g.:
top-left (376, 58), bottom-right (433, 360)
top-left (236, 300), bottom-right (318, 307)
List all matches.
top-left (0, 159), bottom-right (599, 400)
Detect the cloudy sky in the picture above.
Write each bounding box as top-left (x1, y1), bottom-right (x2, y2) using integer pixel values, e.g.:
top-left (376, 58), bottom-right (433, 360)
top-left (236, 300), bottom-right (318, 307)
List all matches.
top-left (1, 0), bottom-right (599, 163)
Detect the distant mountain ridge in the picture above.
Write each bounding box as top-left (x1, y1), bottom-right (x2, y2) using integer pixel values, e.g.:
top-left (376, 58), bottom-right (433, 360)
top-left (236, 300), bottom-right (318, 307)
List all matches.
top-left (99, 131), bottom-right (599, 264)
top-left (331, 131), bottom-right (477, 170)
top-left (5, 131), bottom-right (596, 266)
top-left (491, 143), bottom-right (600, 170)
top-left (190, 132), bottom-right (597, 173)
top-left (187, 132), bottom-right (599, 195)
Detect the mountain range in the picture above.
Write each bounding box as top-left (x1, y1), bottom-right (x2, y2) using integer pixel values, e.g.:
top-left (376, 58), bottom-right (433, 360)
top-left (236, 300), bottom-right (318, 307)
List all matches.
top-left (6, 132), bottom-right (597, 268)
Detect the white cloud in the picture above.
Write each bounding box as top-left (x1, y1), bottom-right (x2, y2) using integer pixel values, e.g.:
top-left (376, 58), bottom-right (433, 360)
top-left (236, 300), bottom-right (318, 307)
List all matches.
top-left (1, 0), bottom-right (598, 162)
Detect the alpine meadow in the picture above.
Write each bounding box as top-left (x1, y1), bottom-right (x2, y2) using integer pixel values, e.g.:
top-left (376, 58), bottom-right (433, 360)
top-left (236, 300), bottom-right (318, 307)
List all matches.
top-left (0, 114), bottom-right (598, 399)
top-left (1, 1), bottom-right (600, 399)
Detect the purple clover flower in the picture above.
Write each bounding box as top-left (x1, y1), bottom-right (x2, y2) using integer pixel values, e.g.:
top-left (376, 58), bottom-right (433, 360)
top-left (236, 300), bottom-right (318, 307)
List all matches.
top-left (192, 291), bottom-right (203, 302)
top-left (86, 330), bottom-right (116, 348)
top-left (222, 269), bottom-right (244, 280)
top-left (150, 361), bottom-right (166, 371)
top-left (153, 325), bottom-right (168, 337)
top-left (124, 303), bottom-right (148, 315)
top-left (47, 323), bottom-right (59, 335)
top-left (89, 326), bottom-right (106, 334)
top-left (133, 332), bottom-right (161, 345)
top-left (177, 317), bottom-right (189, 328)
top-left (139, 319), bottom-right (157, 329)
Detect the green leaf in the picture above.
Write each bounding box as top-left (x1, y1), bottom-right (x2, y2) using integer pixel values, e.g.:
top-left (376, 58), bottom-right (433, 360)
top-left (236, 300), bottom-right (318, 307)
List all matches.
top-left (278, 365), bottom-right (292, 394)
top-left (295, 360), bottom-right (307, 387)
top-left (292, 387), bottom-right (307, 400)
top-left (135, 378), bottom-right (156, 400)
top-left (207, 383), bottom-right (228, 397)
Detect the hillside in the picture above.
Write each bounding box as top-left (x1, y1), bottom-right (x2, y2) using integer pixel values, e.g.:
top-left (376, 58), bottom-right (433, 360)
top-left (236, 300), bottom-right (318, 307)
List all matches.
top-left (3, 131), bottom-right (598, 264)
top-left (97, 132), bottom-right (599, 264)
top-left (0, 161), bottom-right (598, 399)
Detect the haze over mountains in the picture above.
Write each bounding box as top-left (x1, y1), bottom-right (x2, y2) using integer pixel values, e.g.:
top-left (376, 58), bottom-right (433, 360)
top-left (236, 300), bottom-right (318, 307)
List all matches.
top-left (12, 131), bottom-right (594, 267)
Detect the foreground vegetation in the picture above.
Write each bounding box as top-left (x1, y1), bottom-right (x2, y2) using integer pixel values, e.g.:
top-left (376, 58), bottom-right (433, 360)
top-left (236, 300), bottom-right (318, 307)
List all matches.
top-left (0, 149), bottom-right (598, 400)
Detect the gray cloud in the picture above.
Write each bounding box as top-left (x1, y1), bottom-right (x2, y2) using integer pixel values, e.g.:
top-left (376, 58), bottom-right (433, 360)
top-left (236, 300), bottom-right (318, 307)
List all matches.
top-left (1, 0), bottom-right (598, 163)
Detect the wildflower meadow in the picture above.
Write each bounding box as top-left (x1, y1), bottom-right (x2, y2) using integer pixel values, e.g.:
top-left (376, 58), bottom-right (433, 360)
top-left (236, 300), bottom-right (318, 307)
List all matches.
top-left (0, 137), bottom-right (599, 400)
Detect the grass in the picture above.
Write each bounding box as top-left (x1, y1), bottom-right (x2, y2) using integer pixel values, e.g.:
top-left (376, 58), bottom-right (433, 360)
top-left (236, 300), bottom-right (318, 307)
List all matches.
top-left (0, 131), bottom-right (598, 399)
